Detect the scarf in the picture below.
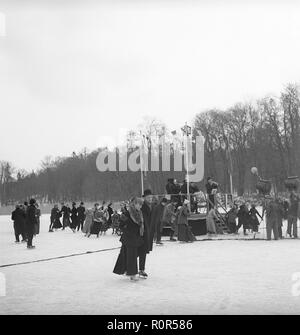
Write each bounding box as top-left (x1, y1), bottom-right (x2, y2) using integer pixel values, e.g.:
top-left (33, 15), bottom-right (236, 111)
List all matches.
top-left (128, 203), bottom-right (144, 236)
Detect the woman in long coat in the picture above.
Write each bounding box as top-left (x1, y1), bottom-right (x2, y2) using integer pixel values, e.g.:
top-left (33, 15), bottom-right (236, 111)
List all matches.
top-left (82, 209), bottom-right (94, 236)
top-left (113, 197), bottom-right (144, 281)
top-left (177, 200), bottom-right (195, 242)
top-left (237, 204), bottom-right (251, 235)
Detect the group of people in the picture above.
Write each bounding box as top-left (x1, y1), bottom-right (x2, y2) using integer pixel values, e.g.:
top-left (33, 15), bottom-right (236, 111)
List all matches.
top-left (113, 189), bottom-right (197, 281)
top-left (206, 191), bottom-right (299, 240)
top-left (49, 201), bottom-right (114, 237)
top-left (11, 199), bottom-right (41, 249)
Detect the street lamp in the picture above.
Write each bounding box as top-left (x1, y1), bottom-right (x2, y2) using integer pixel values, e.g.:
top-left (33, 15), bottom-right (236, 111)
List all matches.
top-left (181, 123), bottom-right (192, 206)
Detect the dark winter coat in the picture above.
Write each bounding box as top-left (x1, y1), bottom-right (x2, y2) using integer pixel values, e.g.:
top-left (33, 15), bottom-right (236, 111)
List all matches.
top-left (140, 201), bottom-right (152, 254)
top-left (166, 181), bottom-right (180, 195)
top-left (60, 205), bottom-right (71, 219)
top-left (11, 207), bottom-right (26, 235)
top-left (149, 203), bottom-right (165, 251)
top-left (107, 206), bottom-right (113, 224)
top-left (237, 205), bottom-right (250, 229)
top-left (51, 208), bottom-right (62, 229)
top-left (249, 207), bottom-right (261, 227)
top-left (77, 206), bottom-right (86, 220)
top-left (70, 206), bottom-right (78, 229)
top-left (119, 210), bottom-right (144, 248)
top-left (26, 204), bottom-right (37, 233)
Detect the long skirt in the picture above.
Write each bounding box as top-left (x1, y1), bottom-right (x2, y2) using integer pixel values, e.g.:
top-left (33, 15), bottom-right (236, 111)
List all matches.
top-left (206, 217), bottom-right (217, 234)
top-left (178, 224), bottom-right (196, 242)
top-left (82, 219), bottom-right (93, 234)
top-left (89, 221), bottom-right (102, 235)
top-left (63, 217), bottom-right (70, 228)
top-left (52, 218), bottom-right (62, 229)
top-left (113, 244), bottom-right (138, 276)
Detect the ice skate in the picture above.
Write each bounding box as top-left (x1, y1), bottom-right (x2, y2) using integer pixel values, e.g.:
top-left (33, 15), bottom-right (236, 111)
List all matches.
top-left (138, 271), bottom-right (148, 279)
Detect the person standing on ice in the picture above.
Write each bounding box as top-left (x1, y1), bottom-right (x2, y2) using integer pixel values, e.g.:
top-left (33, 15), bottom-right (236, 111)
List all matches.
top-left (76, 202), bottom-right (86, 231)
top-left (49, 204), bottom-right (62, 232)
top-left (249, 204), bottom-right (262, 233)
top-left (177, 200), bottom-right (195, 242)
top-left (25, 198), bottom-right (38, 249)
top-left (162, 197), bottom-right (178, 241)
top-left (237, 204), bottom-right (250, 235)
top-left (287, 191), bottom-right (299, 238)
top-left (139, 189), bottom-right (153, 279)
top-left (226, 204), bottom-right (238, 234)
top-left (34, 202), bottom-right (41, 235)
top-left (206, 206), bottom-right (218, 235)
top-left (11, 204), bottom-right (26, 243)
top-left (113, 197), bottom-right (145, 281)
top-left (264, 197), bottom-right (279, 241)
top-left (70, 202), bottom-right (78, 232)
top-left (150, 197), bottom-right (168, 247)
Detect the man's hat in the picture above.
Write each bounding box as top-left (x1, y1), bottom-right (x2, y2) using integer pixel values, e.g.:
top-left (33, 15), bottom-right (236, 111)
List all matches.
top-left (143, 189), bottom-right (152, 197)
top-left (29, 198), bottom-right (36, 205)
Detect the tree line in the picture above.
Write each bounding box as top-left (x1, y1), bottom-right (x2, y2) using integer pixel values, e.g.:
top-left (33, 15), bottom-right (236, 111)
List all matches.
top-left (0, 83), bottom-right (299, 205)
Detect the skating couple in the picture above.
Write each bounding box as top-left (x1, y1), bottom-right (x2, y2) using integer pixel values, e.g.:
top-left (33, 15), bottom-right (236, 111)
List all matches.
top-left (113, 190), bottom-right (153, 281)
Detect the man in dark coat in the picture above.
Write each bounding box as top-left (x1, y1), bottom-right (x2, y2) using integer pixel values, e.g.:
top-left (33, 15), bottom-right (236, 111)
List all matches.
top-left (76, 202), bottom-right (86, 231)
top-left (166, 178), bottom-right (180, 195)
top-left (139, 189), bottom-right (153, 278)
top-left (150, 197), bottom-right (168, 247)
top-left (11, 204), bottom-right (26, 243)
top-left (70, 202), bottom-right (78, 232)
top-left (26, 198), bottom-right (38, 249)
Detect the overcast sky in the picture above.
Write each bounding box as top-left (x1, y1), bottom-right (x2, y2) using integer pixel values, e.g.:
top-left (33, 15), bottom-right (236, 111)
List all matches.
top-left (1, 0), bottom-right (300, 171)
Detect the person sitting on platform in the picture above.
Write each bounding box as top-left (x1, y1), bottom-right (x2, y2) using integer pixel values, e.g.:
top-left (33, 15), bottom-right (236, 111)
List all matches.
top-left (166, 178), bottom-right (180, 195)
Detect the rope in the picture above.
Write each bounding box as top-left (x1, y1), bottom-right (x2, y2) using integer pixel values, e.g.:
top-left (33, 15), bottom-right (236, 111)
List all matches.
top-left (0, 246), bottom-right (121, 269)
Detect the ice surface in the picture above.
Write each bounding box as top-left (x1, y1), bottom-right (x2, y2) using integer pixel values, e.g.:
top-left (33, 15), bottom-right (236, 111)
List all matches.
top-left (1, 213), bottom-right (300, 314)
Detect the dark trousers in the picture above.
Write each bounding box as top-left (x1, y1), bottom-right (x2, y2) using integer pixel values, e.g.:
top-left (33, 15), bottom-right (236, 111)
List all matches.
top-left (26, 226), bottom-right (34, 247)
top-left (138, 252), bottom-right (146, 271)
top-left (266, 219), bottom-right (279, 240)
top-left (77, 218), bottom-right (84, 231)
top-left (287, 216), bottom-right (298, 237)
top-left (156, 227), bottom-right (162, 242)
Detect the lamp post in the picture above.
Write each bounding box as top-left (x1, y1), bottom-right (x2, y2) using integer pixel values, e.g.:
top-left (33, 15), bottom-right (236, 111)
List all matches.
top-left (181, 123), bottom-right (192, 206)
